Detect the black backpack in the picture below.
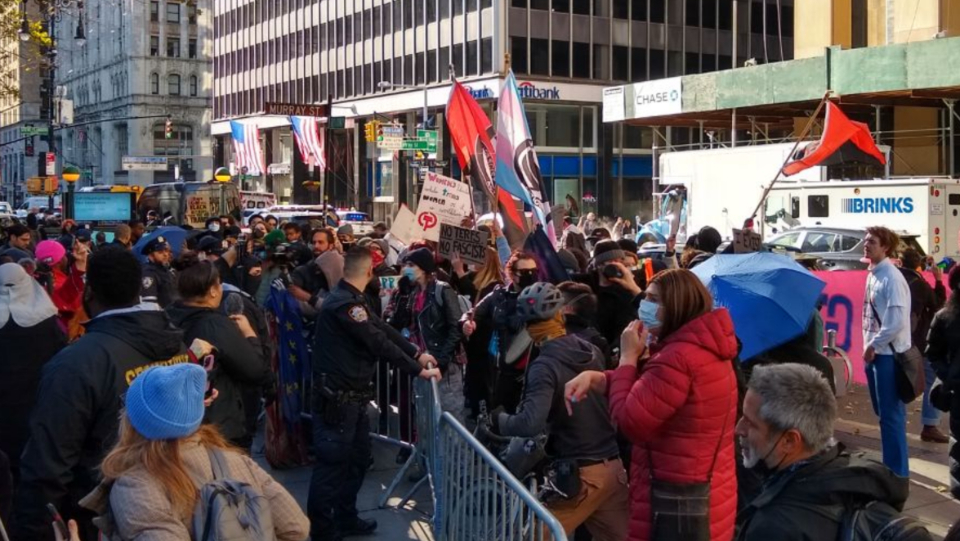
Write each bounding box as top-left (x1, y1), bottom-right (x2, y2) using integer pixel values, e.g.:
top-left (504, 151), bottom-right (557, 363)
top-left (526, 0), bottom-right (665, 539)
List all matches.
top-left (839, 501), bottom-right (932, 541)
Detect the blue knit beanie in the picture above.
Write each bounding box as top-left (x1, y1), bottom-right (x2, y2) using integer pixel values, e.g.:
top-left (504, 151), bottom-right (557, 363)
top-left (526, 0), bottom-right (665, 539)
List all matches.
top-left (126, 364), bottom-right (207, 440)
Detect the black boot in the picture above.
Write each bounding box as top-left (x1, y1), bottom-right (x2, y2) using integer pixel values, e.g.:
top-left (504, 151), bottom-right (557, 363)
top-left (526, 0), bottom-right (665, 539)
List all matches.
top-left (338, 517), bottom-right (378, 537)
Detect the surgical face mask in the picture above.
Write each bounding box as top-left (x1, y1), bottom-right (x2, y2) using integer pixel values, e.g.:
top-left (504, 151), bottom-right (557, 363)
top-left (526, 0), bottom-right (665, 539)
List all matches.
top-left (209, 223), bottom-right (221, 233)
top-left (402, 266), bottom-right (417, 282)
top-left (637, 300), bottom-right (661, 329)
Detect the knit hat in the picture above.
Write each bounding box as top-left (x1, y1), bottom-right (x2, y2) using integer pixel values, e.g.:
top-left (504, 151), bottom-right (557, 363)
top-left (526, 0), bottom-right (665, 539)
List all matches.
top-left (126, 364), bottom-right (207, 440)
top-left (337, 224), bottom-right (354, 237)
top-left (35, 240), bottom-right (66, 266)
top-left (403, 247), bottom-right (436, 273)
top-left (557, 249), bottom-right (580, 273)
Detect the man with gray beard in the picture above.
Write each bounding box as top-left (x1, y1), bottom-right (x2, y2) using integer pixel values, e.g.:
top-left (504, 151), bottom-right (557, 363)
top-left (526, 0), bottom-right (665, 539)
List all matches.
top-left (734, 364), bottom-right (930, 541)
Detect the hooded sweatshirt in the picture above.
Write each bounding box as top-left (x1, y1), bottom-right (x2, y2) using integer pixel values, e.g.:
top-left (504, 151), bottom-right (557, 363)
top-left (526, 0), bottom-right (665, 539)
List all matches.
top-left (165, 302), bottom-right (273, 444)
top-left (737, 445), bottom-right (911, 541)
top-left (497, 334), bottom-right (620, 461)
top-left (14, 306), bottom-right (187, 541)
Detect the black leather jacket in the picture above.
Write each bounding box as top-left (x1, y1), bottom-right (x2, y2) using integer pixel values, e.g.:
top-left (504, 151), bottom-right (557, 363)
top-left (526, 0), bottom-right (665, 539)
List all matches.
top-left (390, 279), bottom-right (463, 369)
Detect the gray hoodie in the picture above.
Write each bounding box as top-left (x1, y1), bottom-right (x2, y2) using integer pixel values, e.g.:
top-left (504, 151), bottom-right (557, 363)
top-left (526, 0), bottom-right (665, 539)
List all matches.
top-left (498, 334), bottom-right (620, 461)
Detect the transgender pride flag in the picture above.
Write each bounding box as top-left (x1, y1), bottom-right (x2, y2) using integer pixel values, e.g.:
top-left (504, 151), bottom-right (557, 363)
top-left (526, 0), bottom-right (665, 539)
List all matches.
top-left (229, 121), bottom-right (265, 176)
top-left (495, 70), bottom-right (556, 245)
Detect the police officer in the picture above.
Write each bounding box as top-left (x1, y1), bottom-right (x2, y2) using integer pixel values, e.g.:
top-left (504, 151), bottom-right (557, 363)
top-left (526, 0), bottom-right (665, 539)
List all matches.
top-left (307, 247), bottom-right (441, 541)
top-left (140, 236), bottom-right (176, 307)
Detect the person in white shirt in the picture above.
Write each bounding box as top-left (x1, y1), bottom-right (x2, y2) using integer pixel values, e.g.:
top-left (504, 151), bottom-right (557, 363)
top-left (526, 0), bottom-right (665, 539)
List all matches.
top-left (862, 226), bottom-right (911, 477)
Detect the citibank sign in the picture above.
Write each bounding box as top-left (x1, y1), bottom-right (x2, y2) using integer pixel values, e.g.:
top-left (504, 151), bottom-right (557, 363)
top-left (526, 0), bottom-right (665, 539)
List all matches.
top-left (518, 82), bottom-right (561, 100)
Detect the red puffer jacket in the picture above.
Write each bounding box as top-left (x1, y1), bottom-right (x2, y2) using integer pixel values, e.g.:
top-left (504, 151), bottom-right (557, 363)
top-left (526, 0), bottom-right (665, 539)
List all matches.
top-left (608, 308), bottom-right (739, 541)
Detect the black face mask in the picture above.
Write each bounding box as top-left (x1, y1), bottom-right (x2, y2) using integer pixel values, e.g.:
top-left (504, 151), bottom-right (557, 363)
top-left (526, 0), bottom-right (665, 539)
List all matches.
top-left (252, 230), bottom-right (265, 240)
top-left (747, 432), bottom-right (787, 478)
top-left (516, 270), bottom-right (537, 289)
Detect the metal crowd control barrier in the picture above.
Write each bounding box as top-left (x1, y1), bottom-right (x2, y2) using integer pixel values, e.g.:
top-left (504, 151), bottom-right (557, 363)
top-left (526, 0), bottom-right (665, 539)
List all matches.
top-left (824, 329), bottom-right (855, 397)
top-left (371, 362), bottom-right (420, 508)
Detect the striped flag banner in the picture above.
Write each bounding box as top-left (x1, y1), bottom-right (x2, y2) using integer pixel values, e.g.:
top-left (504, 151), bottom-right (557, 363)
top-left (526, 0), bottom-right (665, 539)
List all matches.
top-left (289, 115), bottom-right (326, 170)
top-left (229, 121), bottom-right (265, 176)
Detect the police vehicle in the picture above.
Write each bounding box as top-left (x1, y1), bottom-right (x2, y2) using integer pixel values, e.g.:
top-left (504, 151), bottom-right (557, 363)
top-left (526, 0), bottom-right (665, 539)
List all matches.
top-left (765, 177), bottom-right (960, 259)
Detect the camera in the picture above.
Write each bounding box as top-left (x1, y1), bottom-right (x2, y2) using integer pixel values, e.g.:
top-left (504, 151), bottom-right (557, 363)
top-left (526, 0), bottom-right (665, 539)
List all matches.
top-left (602, 263), bottom-right (624, 279)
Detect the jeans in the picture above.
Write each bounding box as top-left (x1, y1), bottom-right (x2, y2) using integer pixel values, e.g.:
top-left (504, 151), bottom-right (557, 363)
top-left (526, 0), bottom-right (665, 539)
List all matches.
top-left (307, 399), bottom-right (371, 541)
top-left (921, 357), bottom-right (942, 427)
top-left (865, 354), bottom-right (909, 476)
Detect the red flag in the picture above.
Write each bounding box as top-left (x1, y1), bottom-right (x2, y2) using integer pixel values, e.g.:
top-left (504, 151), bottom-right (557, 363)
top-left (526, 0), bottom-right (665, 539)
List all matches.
top-left (446, 80), bottom-right (528, 248)
top-left (783, 102), bottom-right (886, 176)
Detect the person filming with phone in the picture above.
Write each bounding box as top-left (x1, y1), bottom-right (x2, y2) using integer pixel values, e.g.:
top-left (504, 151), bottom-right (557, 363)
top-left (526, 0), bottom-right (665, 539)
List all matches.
top-left (565, 268), bottom-right (740, 541)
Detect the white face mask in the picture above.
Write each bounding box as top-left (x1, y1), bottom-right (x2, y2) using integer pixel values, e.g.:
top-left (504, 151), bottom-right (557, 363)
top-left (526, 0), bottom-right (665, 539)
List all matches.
top-left (209, 223), bottom-right (221, 232)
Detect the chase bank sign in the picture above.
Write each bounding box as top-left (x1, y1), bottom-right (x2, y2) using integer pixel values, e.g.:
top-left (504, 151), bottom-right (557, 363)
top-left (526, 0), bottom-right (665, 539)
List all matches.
top-left (518, 82), bottom-right (561, 100)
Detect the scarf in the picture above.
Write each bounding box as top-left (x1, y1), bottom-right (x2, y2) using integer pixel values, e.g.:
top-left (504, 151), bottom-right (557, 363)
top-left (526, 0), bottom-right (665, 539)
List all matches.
top-left (0, 262), bottom-right (59, 328)
top-left (527, 312), bottom-right (567, 345)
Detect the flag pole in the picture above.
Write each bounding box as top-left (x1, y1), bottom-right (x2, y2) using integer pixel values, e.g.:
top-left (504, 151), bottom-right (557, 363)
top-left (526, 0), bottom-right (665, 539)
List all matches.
top-left (749, 90), bottom-right (832, 231)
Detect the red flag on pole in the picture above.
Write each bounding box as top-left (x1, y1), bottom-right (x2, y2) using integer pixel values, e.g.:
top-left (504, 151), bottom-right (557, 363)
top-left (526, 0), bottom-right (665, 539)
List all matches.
top-left (782, 102), bottom-right (886, 176)
top-left (446, 80), bottom-right (528, 248)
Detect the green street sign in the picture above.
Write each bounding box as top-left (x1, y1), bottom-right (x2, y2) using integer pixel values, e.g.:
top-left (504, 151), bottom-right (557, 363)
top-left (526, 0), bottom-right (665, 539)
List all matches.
top-left (416, 129), bottom-right (438, 141)
top-left (328, 116), bottom-right (346, 129)
top-left (21, 126), bottom-right (46, 137)
top-left (401, 139), bottom-right (432, 151)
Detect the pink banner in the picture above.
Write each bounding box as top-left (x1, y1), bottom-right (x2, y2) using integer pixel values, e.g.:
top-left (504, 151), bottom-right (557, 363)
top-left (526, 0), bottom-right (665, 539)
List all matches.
top-left (815, 270), bottom-right (944, 385)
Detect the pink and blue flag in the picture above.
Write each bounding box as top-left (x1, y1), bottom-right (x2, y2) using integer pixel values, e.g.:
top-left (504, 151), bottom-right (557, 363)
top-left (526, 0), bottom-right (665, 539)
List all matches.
top-left (495, 70), bottom-right (556, 244)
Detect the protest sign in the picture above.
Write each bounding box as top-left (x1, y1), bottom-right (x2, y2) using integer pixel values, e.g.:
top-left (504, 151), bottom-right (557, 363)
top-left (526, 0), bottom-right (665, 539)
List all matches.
top-left (414, 172), bottom-right (472, 241)
top-left (390, 204), bottom-right (417, 244)
top-left (379, 275), bottom-right (402, 291)
top-left (438, 224), bottom-right (489, 265)
top-left (732, 228), bottom-right (762, 254)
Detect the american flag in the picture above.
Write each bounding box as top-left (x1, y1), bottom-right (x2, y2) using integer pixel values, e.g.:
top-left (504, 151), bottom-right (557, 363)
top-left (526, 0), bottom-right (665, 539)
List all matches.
top-left (229, 121), bottom-right (265, 176)
top-left (289, 116), bottom-right (326, 169)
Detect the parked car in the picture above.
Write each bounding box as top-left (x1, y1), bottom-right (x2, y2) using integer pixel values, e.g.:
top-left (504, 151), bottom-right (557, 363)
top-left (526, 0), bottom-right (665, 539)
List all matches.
top-left (336, 209), bottom-right (373, 236)
top-left (766, 226), bottom-right (924, 271)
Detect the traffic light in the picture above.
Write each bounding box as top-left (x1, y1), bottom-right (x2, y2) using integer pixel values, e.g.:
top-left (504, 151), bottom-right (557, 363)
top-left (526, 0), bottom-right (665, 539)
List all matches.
top-left (25, 136), bottom-right (34, 157)
top-left (364, 122), bottom-right (375, 143)
top-left (164, 116), bottom-right (173, 139)
top-left (376, 123), bottom-right (384, 141)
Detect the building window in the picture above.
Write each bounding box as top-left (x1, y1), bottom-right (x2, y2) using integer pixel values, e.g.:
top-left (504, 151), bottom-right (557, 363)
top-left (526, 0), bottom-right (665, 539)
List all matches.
top-left (150, 73), bottom-right (159, 94)
top-left (150, 1), bottom-right (159, 22)
top-left (552, 40), bottom-right (569, 77)
top-left (166, 2), bottom-right (180, 23)
top-left (187, 3), bottom-right (197, 24)
top-left (511, 38), bottom-right (528, 74)
top-left (168, 74), bottom-right (181, 95)
top-left (150, 35), bottom-right (160, 56)
top-left (530, 38), bottom-right (549, 76)
top-left (573, 42), bottom-right (590, 78)
top-left (167, 37), bottom-right (180, 57)
top-left (190, 75), bottom-right (198, 96)
top-left (189, 39), bottom-right (197, 58)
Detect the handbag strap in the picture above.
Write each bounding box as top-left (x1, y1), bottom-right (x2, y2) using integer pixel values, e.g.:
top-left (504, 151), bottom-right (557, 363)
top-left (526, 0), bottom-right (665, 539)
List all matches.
top-left (647, 366), bottom-right (734, 483)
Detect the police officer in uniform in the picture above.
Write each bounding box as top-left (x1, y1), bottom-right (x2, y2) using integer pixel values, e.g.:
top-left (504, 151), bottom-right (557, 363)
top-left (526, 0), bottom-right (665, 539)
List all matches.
top-left (307, 247), bottom-right (441, 541)
top-left (140, 236), bottom-right (177, 307)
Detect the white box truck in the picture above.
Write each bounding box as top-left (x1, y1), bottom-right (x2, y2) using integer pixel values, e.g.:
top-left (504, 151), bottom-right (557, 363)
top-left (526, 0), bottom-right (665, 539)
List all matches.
top-left (766, 178), bottom-right (960, 259)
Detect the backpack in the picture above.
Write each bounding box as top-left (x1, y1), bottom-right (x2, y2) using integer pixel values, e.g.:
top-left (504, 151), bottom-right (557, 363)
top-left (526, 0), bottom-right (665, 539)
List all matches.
top-left (190, 448), bottom-right (277, 541)
top-left (839, 500), bottom-right (932, 541)
top-left (433, 280), bottom-right (473, 314)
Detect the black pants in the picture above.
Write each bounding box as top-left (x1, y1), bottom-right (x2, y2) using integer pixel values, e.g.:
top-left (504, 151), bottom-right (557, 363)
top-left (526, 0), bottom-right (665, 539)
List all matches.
top-left (307, 399), bottom-right (371, 541)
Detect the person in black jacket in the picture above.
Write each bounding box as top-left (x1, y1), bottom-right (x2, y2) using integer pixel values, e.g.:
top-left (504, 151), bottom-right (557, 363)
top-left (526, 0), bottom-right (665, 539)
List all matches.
top-left (925, 265), bottom-right (960, 499)
top-left (735, 363), bottom-right (923, 541)
top-left (0, 263), bottom-right (67, 484)
top-left (166, 253), bottom-right (274, 449)
top-left (571, 240), bottom-right (644, 347)
top-left (13, 247), bottom-right (189, 541)
top-left (557, 281), bottom-right (611, 366)
top-left (900, 248), bottom-right (949, 443)
top-left (493, 282), bottom-right (628, 539)
top-left (391, 247), bottom-right (465, 421)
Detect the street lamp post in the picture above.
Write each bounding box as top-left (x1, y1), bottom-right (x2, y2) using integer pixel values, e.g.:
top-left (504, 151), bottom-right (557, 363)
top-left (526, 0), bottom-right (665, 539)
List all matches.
top-left (61, 164), bottom-right (80, 219)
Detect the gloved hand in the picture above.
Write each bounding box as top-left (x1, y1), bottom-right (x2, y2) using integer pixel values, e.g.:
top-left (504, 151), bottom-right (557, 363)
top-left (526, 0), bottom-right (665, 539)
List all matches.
top-left (489, 406), bottom-right (506, 434)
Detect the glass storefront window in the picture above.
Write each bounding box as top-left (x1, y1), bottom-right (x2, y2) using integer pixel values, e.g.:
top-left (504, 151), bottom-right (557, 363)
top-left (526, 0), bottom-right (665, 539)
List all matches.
top-left (545, 105), bottom-right (580, 148)
top-left (582, 107), bottom-right (595, 149)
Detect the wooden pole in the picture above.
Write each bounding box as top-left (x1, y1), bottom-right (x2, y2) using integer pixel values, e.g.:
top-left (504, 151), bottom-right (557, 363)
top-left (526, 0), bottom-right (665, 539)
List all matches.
top-left (749, 90), bottom-right (832, 229)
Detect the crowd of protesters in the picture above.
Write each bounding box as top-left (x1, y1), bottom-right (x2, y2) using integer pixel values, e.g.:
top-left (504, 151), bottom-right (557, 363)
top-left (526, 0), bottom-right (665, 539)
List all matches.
top-left (0, 205), bottom-right (956, 541)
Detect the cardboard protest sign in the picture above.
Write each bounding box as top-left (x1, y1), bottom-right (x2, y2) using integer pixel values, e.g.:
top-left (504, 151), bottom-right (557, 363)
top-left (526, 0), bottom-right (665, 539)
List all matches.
top-left (732, 228), bottom-right (762, 254)
top-left (390, 204), bottom-right (417, 244)
top-left (414, 172), bottom-right (473, 241)
top-left (379, 275), bottom-right (402, 291)
top-left (438, 224), bottom-right (489, 266)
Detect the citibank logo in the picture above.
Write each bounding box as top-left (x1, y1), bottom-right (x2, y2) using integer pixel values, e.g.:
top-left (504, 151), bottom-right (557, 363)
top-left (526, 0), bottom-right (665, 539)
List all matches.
top-left (518, 82), bottom-right (561, 100)
top-left (465, 86), bottom-right (494, 100)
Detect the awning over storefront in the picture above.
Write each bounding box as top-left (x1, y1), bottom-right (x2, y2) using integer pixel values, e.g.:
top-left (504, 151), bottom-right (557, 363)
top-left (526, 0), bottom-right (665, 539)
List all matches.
top-left (603, 36), bottom-right (960, 131)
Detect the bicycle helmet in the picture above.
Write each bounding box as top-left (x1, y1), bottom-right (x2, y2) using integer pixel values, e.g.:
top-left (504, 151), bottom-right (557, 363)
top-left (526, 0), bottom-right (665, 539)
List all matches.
top-left (516, 282), bottom-right (564, 322)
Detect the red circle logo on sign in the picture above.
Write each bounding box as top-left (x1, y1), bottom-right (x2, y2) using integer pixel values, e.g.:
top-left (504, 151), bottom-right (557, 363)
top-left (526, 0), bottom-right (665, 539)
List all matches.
top-left (418, 212), bottom-right (438, 230)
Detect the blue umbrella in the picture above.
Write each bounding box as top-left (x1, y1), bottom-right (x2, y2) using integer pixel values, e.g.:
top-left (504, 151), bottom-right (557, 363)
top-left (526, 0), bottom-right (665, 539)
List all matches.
top-left (132, 226), bottom-right (189, 264)
top-left (691, 252), bottom-right (826, 361)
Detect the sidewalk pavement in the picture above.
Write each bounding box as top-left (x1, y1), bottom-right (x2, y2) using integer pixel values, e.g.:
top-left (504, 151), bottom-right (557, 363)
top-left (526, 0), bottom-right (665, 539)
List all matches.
top-left (836, 385), bottom-right (958, 539)
top-left (251, 438), bottom-right (435, 541)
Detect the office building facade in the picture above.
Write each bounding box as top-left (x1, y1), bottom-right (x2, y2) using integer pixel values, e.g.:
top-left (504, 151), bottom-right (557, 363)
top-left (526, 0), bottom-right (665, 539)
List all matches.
top-left (212, 0), bottom-right (794, 219)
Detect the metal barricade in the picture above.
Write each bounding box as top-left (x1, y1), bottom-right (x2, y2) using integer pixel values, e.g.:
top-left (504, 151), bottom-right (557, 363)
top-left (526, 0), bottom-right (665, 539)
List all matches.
top-left (824, 329), bottom-right (855, 397)
top-left (371, 362), bottom-right (421, 507)
top-left (435, 412), bottom-right (568, 541)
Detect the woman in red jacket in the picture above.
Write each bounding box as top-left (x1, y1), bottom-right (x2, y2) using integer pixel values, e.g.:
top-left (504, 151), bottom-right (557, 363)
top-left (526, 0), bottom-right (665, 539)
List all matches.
top-left (566, 269), bottom-right (739, 541)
